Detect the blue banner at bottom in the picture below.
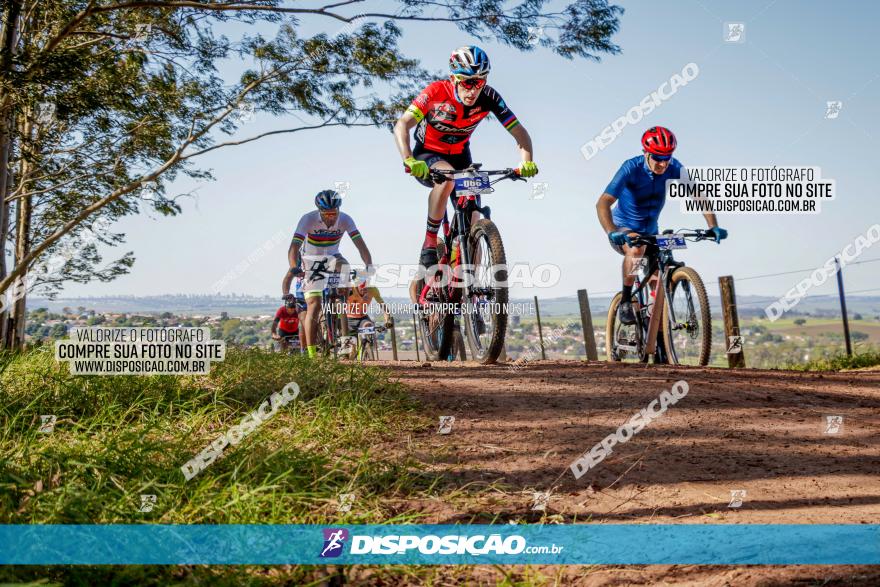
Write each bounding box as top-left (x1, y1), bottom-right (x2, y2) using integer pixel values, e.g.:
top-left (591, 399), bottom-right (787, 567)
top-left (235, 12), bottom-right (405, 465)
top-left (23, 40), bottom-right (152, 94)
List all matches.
top-left (1, 524), bottom-right (878, 565)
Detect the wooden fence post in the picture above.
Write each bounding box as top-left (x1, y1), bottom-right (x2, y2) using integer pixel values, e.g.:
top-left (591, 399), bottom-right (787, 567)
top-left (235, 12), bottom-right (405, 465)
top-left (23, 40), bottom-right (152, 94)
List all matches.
top-left (577, 289), bottom-right (599, 361)
top-left (389, 319), bottom-right (398, 361)
top-left (534, 295), bottom-right (546, 360)
top-left (834, 257), bottom-right (853, 357)
top-left (412, 312), bottom-right (420, 362)
top-left (719, 275), bottom-right (746, 368)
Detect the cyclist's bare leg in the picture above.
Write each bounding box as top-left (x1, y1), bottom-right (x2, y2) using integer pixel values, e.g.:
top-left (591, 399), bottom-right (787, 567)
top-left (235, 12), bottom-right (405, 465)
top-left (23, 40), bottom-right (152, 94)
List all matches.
top-left (426, 160), bottom-right (455, 223)
top-left (305, 295), bottom-right (322, 348)
top-left (424, 160), bottom-right (456, 250)
top-left (298, 325), bottom-right (307, 352)
top-left (621, 231), bottom-right (645, 288)
top-left (358, 319), bottom-right (375, 357)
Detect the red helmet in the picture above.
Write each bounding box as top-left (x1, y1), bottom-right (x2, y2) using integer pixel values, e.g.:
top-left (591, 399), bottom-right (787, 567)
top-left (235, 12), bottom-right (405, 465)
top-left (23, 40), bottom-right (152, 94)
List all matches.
top-left (641, 126), bottom-right (677, 158)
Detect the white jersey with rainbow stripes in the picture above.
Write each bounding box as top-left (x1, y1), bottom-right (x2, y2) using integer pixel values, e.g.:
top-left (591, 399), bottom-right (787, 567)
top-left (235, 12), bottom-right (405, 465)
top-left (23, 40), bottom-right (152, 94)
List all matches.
top-left (292, 210), bottom-right (361, 256)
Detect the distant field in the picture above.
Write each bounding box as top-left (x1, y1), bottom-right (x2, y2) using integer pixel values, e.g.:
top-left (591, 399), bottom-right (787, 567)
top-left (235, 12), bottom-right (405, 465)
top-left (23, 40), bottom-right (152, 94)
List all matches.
top-left (744, 317), bottom-right (880, 341)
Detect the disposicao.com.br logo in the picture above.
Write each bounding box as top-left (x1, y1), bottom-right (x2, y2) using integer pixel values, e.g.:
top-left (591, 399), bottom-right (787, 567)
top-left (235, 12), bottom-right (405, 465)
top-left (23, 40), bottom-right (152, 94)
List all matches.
top-left (319, 529), bottom-right (563, 558)
top-left (320, 528), bottom-right (349, 558)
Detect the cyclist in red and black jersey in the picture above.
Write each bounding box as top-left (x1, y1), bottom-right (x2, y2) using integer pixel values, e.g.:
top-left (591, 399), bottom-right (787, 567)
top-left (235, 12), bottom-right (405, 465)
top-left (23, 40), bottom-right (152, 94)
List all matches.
top-left (272, 295), bottom-right (304, 352)
top-left (393, 45), bottom-right (539, 269)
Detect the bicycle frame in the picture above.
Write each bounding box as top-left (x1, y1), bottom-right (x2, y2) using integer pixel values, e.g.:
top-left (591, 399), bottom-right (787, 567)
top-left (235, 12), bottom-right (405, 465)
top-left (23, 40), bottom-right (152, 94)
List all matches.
top-left (355, 324), bottom-right (385, 361)
top-left (276, 335), bottom-right (301, 355)
top-left (420, 165), bottom-right (522, 302)
top-left (626, 231), bottom-right (710, 361)
top-left (319, 269), bottom-right (354, 358)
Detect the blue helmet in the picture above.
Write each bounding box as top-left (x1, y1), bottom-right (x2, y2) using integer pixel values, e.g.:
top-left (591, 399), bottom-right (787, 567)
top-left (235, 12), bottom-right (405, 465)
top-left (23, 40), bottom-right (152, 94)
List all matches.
top-left (315, 189), bottom-right (342, 210)
top-left (449, 46), bottom-right (490, 78)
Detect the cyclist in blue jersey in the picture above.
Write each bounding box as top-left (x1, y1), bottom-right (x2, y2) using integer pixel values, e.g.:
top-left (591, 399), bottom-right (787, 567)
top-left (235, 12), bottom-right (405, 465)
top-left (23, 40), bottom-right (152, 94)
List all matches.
top-left (596, 127), bottom-right (728, 325)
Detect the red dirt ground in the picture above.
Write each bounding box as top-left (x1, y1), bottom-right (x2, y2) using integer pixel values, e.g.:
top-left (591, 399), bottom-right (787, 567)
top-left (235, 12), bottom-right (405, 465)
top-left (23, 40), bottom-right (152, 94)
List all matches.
top-left (372, 360), bottom-right (880, 586)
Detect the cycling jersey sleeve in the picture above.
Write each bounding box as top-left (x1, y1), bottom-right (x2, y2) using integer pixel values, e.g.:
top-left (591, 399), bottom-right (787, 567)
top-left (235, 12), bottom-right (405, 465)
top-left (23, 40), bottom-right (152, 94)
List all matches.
top-left (674, 161), bottom-right (687, 181)
top-left (341, 213), bottom-right (362, 242)
top-left (483, 86), bottom-right (520, 132)
top-left (604, 158), bottom-right (637, 199)
top-left (292, 214), bottom-right (309, 246)
top-left (275, 307), bottom-right (284, 319)
top-left (407, 81), bottom-right (441, 122)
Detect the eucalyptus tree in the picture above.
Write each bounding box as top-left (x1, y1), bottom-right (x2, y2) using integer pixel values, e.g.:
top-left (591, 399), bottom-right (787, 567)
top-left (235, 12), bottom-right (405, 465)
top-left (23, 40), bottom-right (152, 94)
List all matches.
top-left (0, 0), bottom-right (622, 348)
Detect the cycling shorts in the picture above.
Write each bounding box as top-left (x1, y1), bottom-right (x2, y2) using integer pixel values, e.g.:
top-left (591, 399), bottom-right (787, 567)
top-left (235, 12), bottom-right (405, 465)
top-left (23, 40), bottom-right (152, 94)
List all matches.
top-left (302, 254), bottom-right (350, 298)
top-left (412, 144), bottom-right (473, 188)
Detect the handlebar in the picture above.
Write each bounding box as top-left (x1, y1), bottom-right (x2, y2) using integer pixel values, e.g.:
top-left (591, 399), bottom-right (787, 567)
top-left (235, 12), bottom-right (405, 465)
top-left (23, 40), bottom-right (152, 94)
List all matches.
top-left (358, 324), bottom-right (387, 333)
top-left (626, 229), bottom-right (714, 247)
top-left (405, 162), bottom-right (526, 186)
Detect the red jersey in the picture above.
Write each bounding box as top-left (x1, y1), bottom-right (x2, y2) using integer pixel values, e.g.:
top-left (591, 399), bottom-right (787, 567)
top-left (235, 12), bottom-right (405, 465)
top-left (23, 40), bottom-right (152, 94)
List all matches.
top-left (407, 80), bottom-right (520, 155)
top-left (275, 307), bottom-right (299, 333)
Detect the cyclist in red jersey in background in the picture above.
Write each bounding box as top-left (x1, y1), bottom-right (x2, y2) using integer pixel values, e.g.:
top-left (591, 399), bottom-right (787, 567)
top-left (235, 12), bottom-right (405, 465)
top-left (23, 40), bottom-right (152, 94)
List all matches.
top-left (272, 295), bottom-right (305, 352)
top-left (393, 45), bottom-right (539, 269)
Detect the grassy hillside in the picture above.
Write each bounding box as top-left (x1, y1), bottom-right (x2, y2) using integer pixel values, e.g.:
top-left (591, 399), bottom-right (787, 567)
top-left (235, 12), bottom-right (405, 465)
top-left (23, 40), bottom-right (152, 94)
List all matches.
top-left (0, 348), bottom-right (437, 584)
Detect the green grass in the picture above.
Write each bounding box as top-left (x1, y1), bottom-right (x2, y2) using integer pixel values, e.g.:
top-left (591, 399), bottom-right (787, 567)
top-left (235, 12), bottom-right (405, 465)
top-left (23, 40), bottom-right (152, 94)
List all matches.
top-left (0, 347), bottom-right (472, 585)
top-left (786, 350), bottom-right (880, 371)
top-left (0, 346), bottom-right (436, 525)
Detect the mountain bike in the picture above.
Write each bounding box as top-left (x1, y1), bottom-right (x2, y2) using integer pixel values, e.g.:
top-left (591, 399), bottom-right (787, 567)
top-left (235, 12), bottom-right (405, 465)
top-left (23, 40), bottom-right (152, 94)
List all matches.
top-left (273, 333), bottom-right (301, 355)
top-left (314, 266), bottom-right (353, 359)
top-left (414, 164), bottom-right (526, 364)
top-left (354, 323), bottom-right (385, 362)
top-left (606, 229), bottom-right (713, 366)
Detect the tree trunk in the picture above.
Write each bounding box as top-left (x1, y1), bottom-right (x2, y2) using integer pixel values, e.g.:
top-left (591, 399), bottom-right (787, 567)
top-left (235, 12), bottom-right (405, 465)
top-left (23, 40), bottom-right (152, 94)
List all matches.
top-left (0, 0), bottom-right (23, 349)
top-left (0, 162), bottom-right (11, 347)
top-left (9, 112), bottom-right (32, 350)
top-left (10, 191), bottom-right (30, 348)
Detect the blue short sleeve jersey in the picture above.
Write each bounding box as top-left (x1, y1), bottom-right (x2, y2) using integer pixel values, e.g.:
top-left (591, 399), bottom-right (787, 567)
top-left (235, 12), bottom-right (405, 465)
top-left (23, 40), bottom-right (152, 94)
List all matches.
top-left (606, 155), bottom-right (685, 234)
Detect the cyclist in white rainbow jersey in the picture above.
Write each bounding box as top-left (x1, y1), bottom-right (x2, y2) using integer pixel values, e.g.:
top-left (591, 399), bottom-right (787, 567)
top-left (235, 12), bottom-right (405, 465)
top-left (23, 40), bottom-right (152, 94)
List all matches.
top-left (282, 190), bottom-right (373, 358)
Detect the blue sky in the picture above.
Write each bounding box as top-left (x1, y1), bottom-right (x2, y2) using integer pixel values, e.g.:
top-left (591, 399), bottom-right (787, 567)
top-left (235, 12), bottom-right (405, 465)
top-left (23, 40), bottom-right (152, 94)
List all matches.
top-left (64, 0), bottom-right (880, 301)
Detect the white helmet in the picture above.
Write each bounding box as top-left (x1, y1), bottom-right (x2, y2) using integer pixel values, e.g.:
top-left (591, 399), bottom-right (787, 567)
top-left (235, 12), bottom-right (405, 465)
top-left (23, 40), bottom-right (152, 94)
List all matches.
top-left (449, 46), bottom-right (491, 78)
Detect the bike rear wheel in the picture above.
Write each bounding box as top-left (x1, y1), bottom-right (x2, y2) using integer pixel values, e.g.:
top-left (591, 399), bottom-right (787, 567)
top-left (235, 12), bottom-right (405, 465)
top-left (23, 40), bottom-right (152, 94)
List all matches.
top-left (606, 292), bottom-right (648, 363)
top-left (662, 266), bottom-right (712, 366)
top-left (416, 297), bottom-right (456, 360)
top-left (321, 305), bottom-right (344, 359)
top-left (415, 241), bottom-right (458, 361)
top-left (462, 219), bottom-right (508, 364)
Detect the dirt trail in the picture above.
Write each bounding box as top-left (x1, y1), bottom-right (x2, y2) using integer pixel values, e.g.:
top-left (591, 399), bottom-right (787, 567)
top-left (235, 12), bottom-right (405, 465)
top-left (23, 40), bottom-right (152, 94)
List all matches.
top-left (375, 360), bottom-right (880, 585)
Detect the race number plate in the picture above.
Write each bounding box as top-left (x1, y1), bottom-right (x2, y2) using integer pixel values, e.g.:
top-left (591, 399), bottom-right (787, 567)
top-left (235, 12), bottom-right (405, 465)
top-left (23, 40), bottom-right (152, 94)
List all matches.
top-left (327, 273), bottom-right (340, 287)
top-left (358, 326), bottom-right (376, 335)
top-left (453, 172), bottom-right (492, 197)
top-left (655, 235), bottom-right (687, 250)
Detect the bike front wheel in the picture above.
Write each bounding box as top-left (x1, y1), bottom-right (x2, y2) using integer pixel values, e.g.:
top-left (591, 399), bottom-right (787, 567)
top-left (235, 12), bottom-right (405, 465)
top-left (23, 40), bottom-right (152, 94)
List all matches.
top-left (358, 336), bottom-right (377, 362)
top-left (606, 292), bottom-right (648, 363)
top-left (662, 266), bottom-right (712, 366)
top-left (462, 219), bottom-right (508, 364)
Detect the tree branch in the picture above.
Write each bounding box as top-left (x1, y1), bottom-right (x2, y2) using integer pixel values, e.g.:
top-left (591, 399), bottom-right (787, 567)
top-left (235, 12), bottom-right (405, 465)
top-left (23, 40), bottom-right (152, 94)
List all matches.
top-left (184, 119), bottom-right (375, 158)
